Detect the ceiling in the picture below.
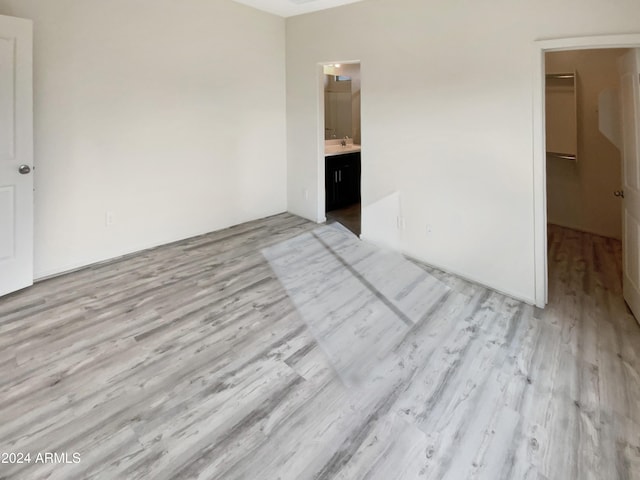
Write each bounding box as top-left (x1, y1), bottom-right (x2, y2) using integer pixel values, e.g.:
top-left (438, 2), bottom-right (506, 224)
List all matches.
top-left (232, 0), bottom-right (367, 18)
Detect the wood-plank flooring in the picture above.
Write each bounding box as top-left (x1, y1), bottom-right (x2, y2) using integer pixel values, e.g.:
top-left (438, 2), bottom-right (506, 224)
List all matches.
top-left (0, 216), bottom-right (638, 479)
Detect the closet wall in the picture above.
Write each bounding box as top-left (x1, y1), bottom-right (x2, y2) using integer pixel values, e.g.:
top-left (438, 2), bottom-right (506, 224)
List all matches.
top-left (546, 49), bottom-right (626, 239)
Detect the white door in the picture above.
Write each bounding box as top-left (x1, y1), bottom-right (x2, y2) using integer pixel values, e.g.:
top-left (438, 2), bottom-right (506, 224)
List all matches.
top-left (619, 49), bottom-right (640, 322)
top-left (0, 15), bottom-right (33, 297)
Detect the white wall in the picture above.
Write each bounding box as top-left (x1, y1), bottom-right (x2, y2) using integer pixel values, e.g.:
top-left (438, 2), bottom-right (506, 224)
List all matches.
top-left (546, 49), bottom-right (625, 240)
top-left (0, 0), bottom-right (287, 278)
top-left (286, 0), bottom-right (640, 303)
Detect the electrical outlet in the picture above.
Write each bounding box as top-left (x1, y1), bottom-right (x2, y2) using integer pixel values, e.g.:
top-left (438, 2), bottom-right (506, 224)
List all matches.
top-left (303, 188), bottom-right (309, 201)
top-left (426, 224), bottom-right (433, 235)
top-left (397, 216), bottom-right (406, 230)
top-left (105, 211), bottom-right (115, 227)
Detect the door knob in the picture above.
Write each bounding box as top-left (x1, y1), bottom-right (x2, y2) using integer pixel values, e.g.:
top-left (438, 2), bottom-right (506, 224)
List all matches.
top-left (18, 165), bottom-right (31, 175)
top-left (614, 190), bottom-right (625, 198)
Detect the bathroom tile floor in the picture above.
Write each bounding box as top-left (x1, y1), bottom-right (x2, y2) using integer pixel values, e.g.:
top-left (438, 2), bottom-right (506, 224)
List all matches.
top-left (326, 202), bottom-right (361, 237)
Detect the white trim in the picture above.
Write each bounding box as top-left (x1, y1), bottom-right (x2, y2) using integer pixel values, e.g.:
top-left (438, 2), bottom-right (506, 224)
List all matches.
top-left (317, 63), bottom-right (326, 223)
top-left (399, 249), bottom-right (536, 306)
top-left (533, 33), bottom-right (640, 308)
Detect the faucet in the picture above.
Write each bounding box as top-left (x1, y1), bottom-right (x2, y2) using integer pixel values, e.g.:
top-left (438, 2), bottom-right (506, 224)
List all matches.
top-left (341, 136), bottom-right (350, 147)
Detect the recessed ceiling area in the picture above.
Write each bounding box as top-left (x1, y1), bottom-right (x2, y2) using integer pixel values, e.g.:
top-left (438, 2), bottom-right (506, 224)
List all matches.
top-left (232, 0), bottom-right (367, 18)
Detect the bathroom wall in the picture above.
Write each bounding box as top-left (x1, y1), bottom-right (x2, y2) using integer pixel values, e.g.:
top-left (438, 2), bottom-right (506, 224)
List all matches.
top-left (286, 0), bottom-right (640, 303)
top-left (546, 49), bottom-right (626, 239)
top-left (0, 0), bottom-right (287, 278)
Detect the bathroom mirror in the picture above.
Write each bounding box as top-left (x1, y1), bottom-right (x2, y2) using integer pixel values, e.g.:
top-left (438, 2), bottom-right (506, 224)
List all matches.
top-left (324, 75), bottom-right (353, 140)
top-left (323, 63), bottom-right (361, 143)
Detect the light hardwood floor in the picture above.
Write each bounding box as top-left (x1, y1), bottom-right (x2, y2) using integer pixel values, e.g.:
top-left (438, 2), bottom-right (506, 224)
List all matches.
top-left (0, 216), bottom-right (638, 479)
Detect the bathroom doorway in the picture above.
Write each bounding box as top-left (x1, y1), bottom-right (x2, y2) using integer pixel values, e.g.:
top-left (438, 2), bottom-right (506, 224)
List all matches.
top-left (322, 62), bottom-right (361, 236)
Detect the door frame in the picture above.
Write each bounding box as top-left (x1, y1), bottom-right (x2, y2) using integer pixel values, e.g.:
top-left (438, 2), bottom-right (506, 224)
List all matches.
top-left (533, 33), bottom-right (640, 307)
top-left (316, 60), bottom-right (361, 223)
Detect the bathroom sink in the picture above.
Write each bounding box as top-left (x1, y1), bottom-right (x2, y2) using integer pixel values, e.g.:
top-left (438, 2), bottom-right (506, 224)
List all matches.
top-left (325, 144), bottom-right (361, 156)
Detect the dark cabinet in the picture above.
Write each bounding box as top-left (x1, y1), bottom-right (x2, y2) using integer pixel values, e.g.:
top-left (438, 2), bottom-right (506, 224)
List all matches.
top-left (325, 152), bottom-right (361, 212)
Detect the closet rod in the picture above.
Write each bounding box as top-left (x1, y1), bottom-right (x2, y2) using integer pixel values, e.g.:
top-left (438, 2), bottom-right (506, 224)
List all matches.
top-left (546, 73), bottom-right (575, 80)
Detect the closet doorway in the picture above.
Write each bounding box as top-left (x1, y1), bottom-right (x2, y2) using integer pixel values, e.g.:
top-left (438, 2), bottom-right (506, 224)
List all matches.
top-left (533, 37), bottom-right (640, 322)
top-left (532, 33), bottom-right (640, 308)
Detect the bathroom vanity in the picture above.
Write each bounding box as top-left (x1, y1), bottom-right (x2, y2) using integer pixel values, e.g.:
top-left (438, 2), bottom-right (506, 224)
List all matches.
top-left (325, 149), bottom-right (361, 212)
